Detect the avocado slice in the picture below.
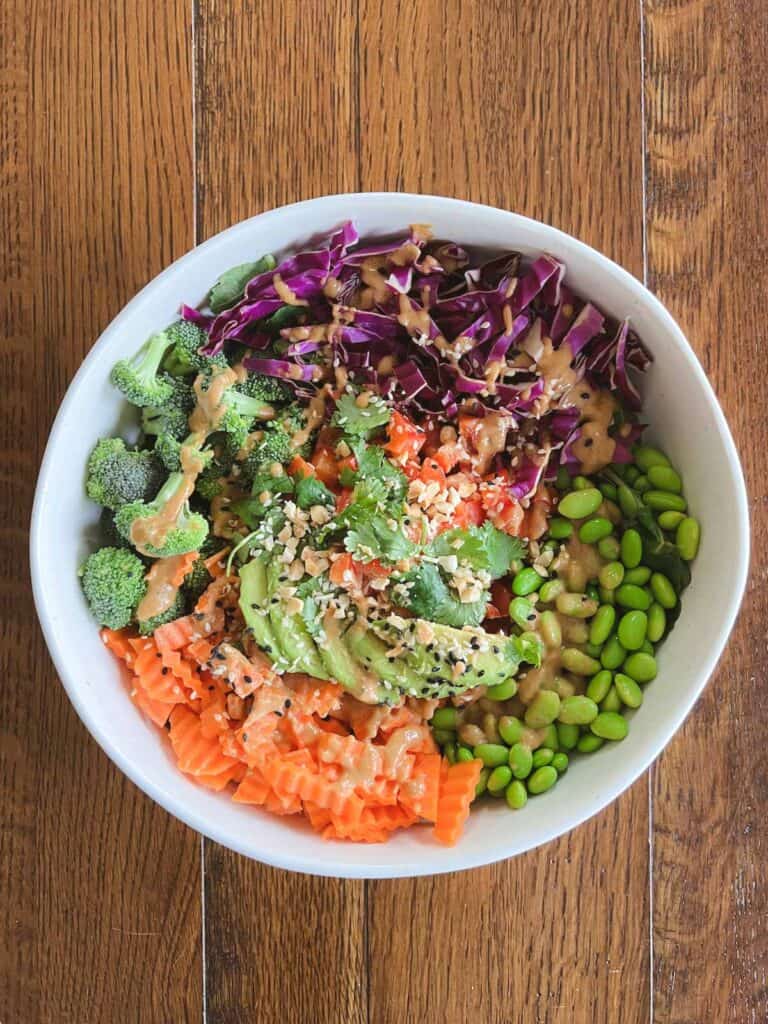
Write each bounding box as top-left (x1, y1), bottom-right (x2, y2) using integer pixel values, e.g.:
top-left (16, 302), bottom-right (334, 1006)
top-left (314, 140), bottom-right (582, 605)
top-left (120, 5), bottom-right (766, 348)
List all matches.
top-left (238, 557), bottom-right (288, 670)
top-left (369, 618), bottom-right (533, 697)
top-left (318, 611), bottom-right (395, 705)
top-left (266, 559), bottom-right (329, 679)
top-left (346, 619), bottom-right (433, 698)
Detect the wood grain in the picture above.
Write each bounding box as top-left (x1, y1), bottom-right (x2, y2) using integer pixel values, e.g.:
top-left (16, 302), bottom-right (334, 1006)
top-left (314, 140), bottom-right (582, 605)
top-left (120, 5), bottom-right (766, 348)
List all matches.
top-left (359, 3), bottom-right (649, 1022)
top-left (195, 4), bottom-right (367, 1023)
top-left (0, 3), bottom-right (201, 1022)
top-left (644, 2), bottom-right (768, 1021)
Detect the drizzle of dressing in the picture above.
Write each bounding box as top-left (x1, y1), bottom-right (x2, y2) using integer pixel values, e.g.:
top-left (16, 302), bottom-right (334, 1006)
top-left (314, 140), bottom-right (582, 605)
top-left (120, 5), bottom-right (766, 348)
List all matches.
top-left (272, 273), bottom-right (308, 307)
top-left (569, 387), bottom-right (616, 474)
top-left (555, 534), bottom-right (605, 593)
top-left (291, 387), bottom-right (329, 451)
top-left (137, 553), bottom-right (189, 621)
top-left (323, 275), bottom-right (342, 299)
top-left (473, 411), bottom-right (512, 474)
top-left (376, 354), bottom-right (396, 376)
top-left (130, 444), bottom-right (204, 555)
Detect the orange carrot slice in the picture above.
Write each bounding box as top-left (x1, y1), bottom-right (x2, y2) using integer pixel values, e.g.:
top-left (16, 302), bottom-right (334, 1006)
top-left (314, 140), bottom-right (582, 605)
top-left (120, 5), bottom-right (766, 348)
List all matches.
top-left (433, 758), bottom-right (483, 846)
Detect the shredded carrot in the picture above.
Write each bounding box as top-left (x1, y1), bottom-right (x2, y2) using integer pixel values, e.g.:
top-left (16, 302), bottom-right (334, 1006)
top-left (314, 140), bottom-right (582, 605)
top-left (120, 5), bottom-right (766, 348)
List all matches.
top-left (204, 548), bottom-right (230, 578)
top-left (433, 759), bottom-right (483, 846)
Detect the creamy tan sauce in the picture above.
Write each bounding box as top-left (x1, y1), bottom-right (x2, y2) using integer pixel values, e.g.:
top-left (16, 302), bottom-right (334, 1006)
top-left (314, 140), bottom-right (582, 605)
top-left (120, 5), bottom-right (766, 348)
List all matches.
top-left (389, 241), bottom-right (422, 267)
top-left (555, 534), bottom-right (605, 593)
top-left (397, 293), bottom-right (435, 339)
top-left (291, 387), bottom-right (329, 451)
top-left (189, 363), bottom-right (247, 436)
top-left (272, 273), bottom-right (308, 307)
top-left (381, 726), bottom-right (427, 777)
top-left (409, 223), bottom-right (433, 244)
top-left (323, 275), bottom-right (341, 299)
top-left (570, 388), bottom-right (616, 474)
top-left (376, 355), bottom-right (396, 376)
top-left (473, 411), bottom-right (512, 474)
top-left (137, 553), bottom-right (189, 621)
top-left (360, 257), bottom-right (393, 305)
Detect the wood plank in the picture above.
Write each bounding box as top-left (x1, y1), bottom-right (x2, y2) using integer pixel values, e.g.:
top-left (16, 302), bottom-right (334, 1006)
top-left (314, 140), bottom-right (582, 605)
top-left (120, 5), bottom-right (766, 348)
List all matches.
top-left (360, 2), bottom-right (650, 1021)
top-left (644, 2), bottom-right (768, 1020)
top-left (0, 3), bottom-right (201, 1021)
top-left (194, 5), bottom-right (366, 1022)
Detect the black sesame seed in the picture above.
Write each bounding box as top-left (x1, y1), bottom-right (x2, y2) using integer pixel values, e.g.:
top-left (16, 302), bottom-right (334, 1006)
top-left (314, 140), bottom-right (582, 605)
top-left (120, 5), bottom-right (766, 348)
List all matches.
top-left (242, 733), bottom-right (248, 742)
top-left (155, 652), bottom-right (162, 659)
top-left (492, 646), bottom-right (500, 655)
top-left (285, 699), bottom-right (292, 708)
top-left (244, 675), bottom-right (253, 684)
top-left (584, 438), bottom-right (594, 448)
top-left (527, 613), bottom-right (536, 622)
top-left (161, 667), bottom-right (169, 676)
top-left (478, 670), bottom-right (486, 678)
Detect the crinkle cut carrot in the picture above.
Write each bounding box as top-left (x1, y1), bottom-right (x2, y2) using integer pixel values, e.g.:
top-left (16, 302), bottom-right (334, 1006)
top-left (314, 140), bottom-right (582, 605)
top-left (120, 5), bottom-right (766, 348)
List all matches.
top-left (433, 758), bottom-right (483, 846)
top-left (130, 686), bottom-right (173, 728)
top-left (398, 752), bottom-right (441, 823)
top-left (283, 675), bottom-right (343, 717)
top-left (195, 762), bottom-right (245, 791)
top-left (153, 614), bottom-right (201, 652)
top-left (233, 771), bottom-right (271, 806)
top-left (101, 627), bottom-right (137, 665)
top-left (131, 640), bottom-right (190, 705)
top-left (262, 758), bottom-right (365, 823)
top-left (168, 705), bottom-right (240, 777)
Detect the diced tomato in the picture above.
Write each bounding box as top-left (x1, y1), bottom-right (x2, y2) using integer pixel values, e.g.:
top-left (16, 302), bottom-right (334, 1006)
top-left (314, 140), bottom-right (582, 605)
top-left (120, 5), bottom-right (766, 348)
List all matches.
top-left (401, 460), bottom-right (423, 481)
top-left (485, 603), bottom-right (502, 620)
top-left (288, 455), bottom-right (316, 479)
top-left (421, 423), bottom-right (443, 457)
top-left (337, 454), bottom-right (358, 476)
top-left (490, 581), bottom-right (513, 617)
top-left (433, 442), bottom-right (464, 473)
top-left (360, 558), bottom-right (394, 579)
top-left (385, 410), bottom-right (426, 460)
top-left (329, 553), bottom-right (363, 588)
top-left (311, 447), bottom-right (340, 488)
top-left (452, 497), bottom-right (485, 529)
top-left (335, 488), bottom-right (353, 513)
top-left (481, 484), bottom-right (524, 535)
top-left (420, 458), bottom-right (446, 488)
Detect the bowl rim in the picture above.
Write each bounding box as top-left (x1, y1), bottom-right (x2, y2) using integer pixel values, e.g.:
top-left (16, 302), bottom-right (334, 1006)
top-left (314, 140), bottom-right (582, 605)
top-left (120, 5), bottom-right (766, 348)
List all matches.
top-left (30, 191), bottom-right (750, 877)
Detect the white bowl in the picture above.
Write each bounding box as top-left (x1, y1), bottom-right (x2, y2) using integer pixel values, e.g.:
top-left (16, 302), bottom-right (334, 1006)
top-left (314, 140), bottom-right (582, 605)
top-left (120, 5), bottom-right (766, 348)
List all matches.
top-left (31, 193), bottom-right (749, 878)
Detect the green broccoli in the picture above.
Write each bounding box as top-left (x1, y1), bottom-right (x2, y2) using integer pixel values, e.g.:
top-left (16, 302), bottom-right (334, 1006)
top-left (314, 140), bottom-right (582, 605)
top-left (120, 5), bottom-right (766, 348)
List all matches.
top-left (237, 372), bottom-right (292, 405)
top-left (110, 330), bottom-right (175, 407)
top-left (182, 536), bottom-right (222, 603)
top-left (79, 547), bottom-right (147, 628)
top-left (99, 507), bottom-right (131, 548)
top-left (137, 589), bottom-right (188, 635)
top-left (86, 438), bottom-right (165, 510)
top-left (195, 456), bottom-right (230, 500)
top-left (141, 374), bottom-right (195, 441)
top-left (236, 404), bottom-right (313, 484)
top-left (115, 472), bottom-right (209, 557)
top-left (162, 320), bottom-right (227, 377)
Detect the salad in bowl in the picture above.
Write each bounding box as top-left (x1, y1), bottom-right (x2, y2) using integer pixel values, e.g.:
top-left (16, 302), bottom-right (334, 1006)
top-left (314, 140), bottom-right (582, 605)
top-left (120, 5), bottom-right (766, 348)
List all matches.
top-left (76, 220), bottom-right (701, 847)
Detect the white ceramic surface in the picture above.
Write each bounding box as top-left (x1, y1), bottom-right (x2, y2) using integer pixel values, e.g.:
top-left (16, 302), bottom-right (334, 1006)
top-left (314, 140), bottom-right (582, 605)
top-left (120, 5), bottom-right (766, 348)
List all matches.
top-left (30, 193), bottom-right (750, 878)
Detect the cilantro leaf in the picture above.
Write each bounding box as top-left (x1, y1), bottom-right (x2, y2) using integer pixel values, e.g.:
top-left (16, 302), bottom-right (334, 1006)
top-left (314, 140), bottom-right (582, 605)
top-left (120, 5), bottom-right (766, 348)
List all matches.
top-left (393, 562), bottom-right (487, 628)
top-left (345, 516), bottom-right (416, 564)
top-left (332, 392), bottom-right (391, 437)
top-left (209, 256), bottom-right (276, 313)
top-left (348, 440), bottom-right (408, 508)
top-left (427, 523), bottom-right (524, 580)
top-left (295, 474), bottom-right (334, 510)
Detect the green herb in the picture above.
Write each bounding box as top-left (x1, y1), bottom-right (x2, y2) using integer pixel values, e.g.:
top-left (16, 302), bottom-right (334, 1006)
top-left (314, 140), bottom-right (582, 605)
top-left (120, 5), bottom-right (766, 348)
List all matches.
top-left (332, 392), bottom-right (391, 437)
top-left (209, 255), bottom-right (276, 313)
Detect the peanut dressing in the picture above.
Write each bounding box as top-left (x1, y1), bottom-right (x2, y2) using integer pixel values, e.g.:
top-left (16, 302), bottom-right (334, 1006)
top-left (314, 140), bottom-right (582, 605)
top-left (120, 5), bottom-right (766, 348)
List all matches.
top-left (272, 272), bottom-right (308, 307)
top-left (136, 553), bottom-right (190, 621)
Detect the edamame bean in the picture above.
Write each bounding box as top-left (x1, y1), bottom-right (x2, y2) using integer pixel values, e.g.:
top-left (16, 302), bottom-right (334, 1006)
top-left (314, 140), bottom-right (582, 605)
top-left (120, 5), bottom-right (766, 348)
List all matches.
top-left (640, 639), bottom-right (654, 655)
top-left (623, 566), bottom-right (651, 585)
top-left (541, 724), bottom-right (560, 751)
top-left (615, 583), bottom-right (652, 611)
top-left (512, 567), bottom-right (543, 596)
top-left (457, 745), bottom-right (475, 763)
top-left (586, 583), bottom-right (601, 603)
top-left (617, 610), bottom-right (648, 651)
top-left (590, 605), bottom-right (616, 646)
top-left (658, 510), bottom-right (686, 531)
top-left (558, 487), bottom-right (603, 519)
top-left (552, 752), bottom-right (569, 774)
top-left (498, 716), bottom-right (524, 746)
top-left (599, 586), bottom-right (616, 605)
top-left (474, 743), bottom-right (510, 767)
top-left (505, 779), bottom-right (528, 809)
top-left (487, 765), bottom-right (513, 794)
top-left (577, 733), bottom-right (604, 753)
top-left (635, 445), bottom-right (671, 472)
top-left (557, 722), bottom-right (580, 750)
top-left (555, 466), bottom-right (571, 491)
top-left (624, 466), bottom-right (641, 484)
top-left (483, 712), bottom-right (501, 744)
top-left (548, 517), bottom-right (573, 540)
top-left (623, 652), bottom-right (657, 683)
top-left (591, 710), bottom-right (628, 741)
top-left (676, 516), bottom-right (700, 561)
top-left (509, 597), bottom-right (537, 630)
top-left (444, 743), bottom-right (457, 763)
top-left (620, 529), bottom-right (643, 568)
top-left (634, 475), bottom-right (651, 494)
top-left (486, 678), bottom-right (518, 701)
top-left (599, 561), bottom-right (625, 590)
top-left (572, 475), bottom-right (591, 490)
top-left (527, 765), bottom-right (558, 795)
top-left (600, 482), bottom-right (618, 502)
top-left (432, 729), bottom-right (454, 746)
top-left (598, 535), bottom-right (621, 560)
top-left (508, 743), bottom-right (533, 779)
top-left (539, 578), bottom-right (565, 603)
top-left (558, 695), bottom-right (599, 725)
top-left (475, 767), bottom-right (490, 797)
top-left (647, 602), bottom-right (666, 643)
top-left (615, 673), bottom-right (643, 708)
top-left (561, 648), bottom-right (602, 676)
top-left (650, 572), bottom-right (677, 609)
top-left (524, 691), bottom-right (561, 728)
top-left (601, 635), bottom-right (627, 670)
top-left (432, 707), bottom-right (458, 730)
top-left (538, 610), bottom-right (562, 649)
top-left (563, 622), bottom-right (589, 645)
top-left (644, 490), bottom-right (687, 512)
top-left (647, 464), bottom-right (682, 493)
top-left (600, 686), bottom-right (622, 713)
top-left (586, 669), bottom-right (613, 703)
top-left (584, 642), bottom-right (603, 659)
top-left (532, 747), bottom-right (554, 769)
top-left (556, 592), bottom-right (599, 618)
top-left (579, 517), bottom-right (613, 544)
top-left (618, 484), bottom-right (641, 519)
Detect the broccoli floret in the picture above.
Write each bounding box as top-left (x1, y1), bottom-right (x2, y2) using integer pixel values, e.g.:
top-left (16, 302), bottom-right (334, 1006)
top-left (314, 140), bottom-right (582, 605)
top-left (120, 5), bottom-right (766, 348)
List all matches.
top-left (141, 374), bottom-right (195, 440)
top-left (182, 536), bottom-right (222, 603)
top-left (137, 589), bottom-right (187, 636)
top-left (195, 457), bottom-right (230, 500)
top-left (99, 507), bottom-right (132, 548)
top-left (238, 404), bottom-right (313, 482)
top-left (79, 547), bottom-right (147, 628)
top-left (237, 372), bottom-right (292, 405)
top-left (86, 438), bottom-right (165, 510)
top-left (110, 331), bottom-right (175, 407)
top-left (115, 472), bottom-right (209, 557)
top-left (162, 320), bottom-right (227, 377)
top-left (194, 370), bottom-right (277, 458)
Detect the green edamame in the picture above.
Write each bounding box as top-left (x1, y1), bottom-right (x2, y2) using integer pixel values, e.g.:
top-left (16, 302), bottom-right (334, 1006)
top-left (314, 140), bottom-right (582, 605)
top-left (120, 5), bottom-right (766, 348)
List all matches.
top-left (599, 561), bottom-right (625, 590)
top-left (658, 510), bottom-right (685, 531)
top-left (432, 729), bottom-right (454, 746)
top-left (640, 639), bottom-right (654, 655)
top-left (512, 567), bottom-right (543, 596)
top-left (558, 487), bottom-right (603, 519)
top-left (524, 691), bottom-right (561, 728)
top-left (556, 592), bottom-right (599, 619)
top-left (548, 517), bottom-right (573, 540)
top-left (541, 724), bottom-right (560, 751)
top-left (474, 743), bottom-right (510, 767)
top-left (644, 490), bottom-right (687, 513)
top-left (634, 445), bottom-right (670, 472)
top-left (591, 710), bottom-right (628, 741)
top-left (556, 722), bottom-right (580, 750)
top-left (598, 535), bottom-right (621, 560)
top-left (583, 642), bottom-right (603, 659)
top-left (498, 716), bottom-right (524, 746)
top-left (618, 484), bottom-right (641, 519)
top-left (615, 673), bottom-right (643, 708)
top-left (634, 475), bottom-right (651, 494)
top-left (509, 597), bottom-right (537, 630)
top-left (508, 743), bottom-right (533, 779)
top-left (620, 529), bottom-right (643, 569)
top-left (615, 583), bottom-right (652, 611)
top-left (539, 578), bottom-right (565, 604)
top-left (431, 707), bottom-right (458, 730)
top-left (647, 602), bottom-right (666, 643)
top-left (624, 465), bottom-right (641, 484)
top-left (617, 610), bottom-right (648, 651)
top-left (676, 517), bottom-right (700, 561)
top-left (589, 605), bottom-right (616, 646)
top-left (598, 586), bottom-right (616, 605)
top-left (551, 752), bottom-right (569, 774)
top-left (532, 747), bottom-right (554, 769)
top-left (577, 733), bottom-right (604, 753)
top-left (600, 686), bottom-right (622, 713)
top-left (647, 464), bottom-right (682, 493)
top-left (572, 475), bottom-right (591, 490)
top-left (486, 678), bottom-right (519, 701)
top-left (457, 746), bottom-right (475, 763)
top-left (487, 765), bottom-right (513, 794)
top-left (558, 695), bottom-right (599, 725)
top-left (444, 742), bottom-right (457, 763)
top-left (475, 767), bottom-right (490, 797)
top-left (601, 635), bottom-right (627, 670)
top-left (505, 779), bottom-right (528, 809)
top-left (650, 572), bottom-right (677, 609)
top-left (579, 517), bottom-right (613, 544)
top-left (586, 669), bottom-right (613, 703)
top-left (555, 466), bottom-right (571, 491)
top-left (561, 648), bottom-right (601, 676)
top-left (538, 610), bottom-right (562, 649)
top-left (600, 482), bottom-right (618, 502)
top-left (623, 566), bottom-right (651, 585)
top-left (623, 652), bottom-right (657, 683)
top-left (527, 765), bottom-right (558, 795)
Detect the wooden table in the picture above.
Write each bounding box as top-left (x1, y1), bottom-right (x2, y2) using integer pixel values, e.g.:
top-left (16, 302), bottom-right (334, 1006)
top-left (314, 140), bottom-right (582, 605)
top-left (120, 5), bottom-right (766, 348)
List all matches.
top-left (2, 2), bottom-right (765, 1021)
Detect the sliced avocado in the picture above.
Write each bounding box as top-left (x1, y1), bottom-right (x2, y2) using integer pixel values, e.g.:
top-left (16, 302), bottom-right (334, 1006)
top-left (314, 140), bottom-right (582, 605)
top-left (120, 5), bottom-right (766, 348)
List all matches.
top-left (266, 559), bottom-right (329, 679)
top-left (318, 611), bottom-right (394, 705)
top-left (238, 557), bottom-right (288, 670)
top-left (346, 620), bottom-right (432, 698)
top-left (370, 618), bottom-right (534, 697)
